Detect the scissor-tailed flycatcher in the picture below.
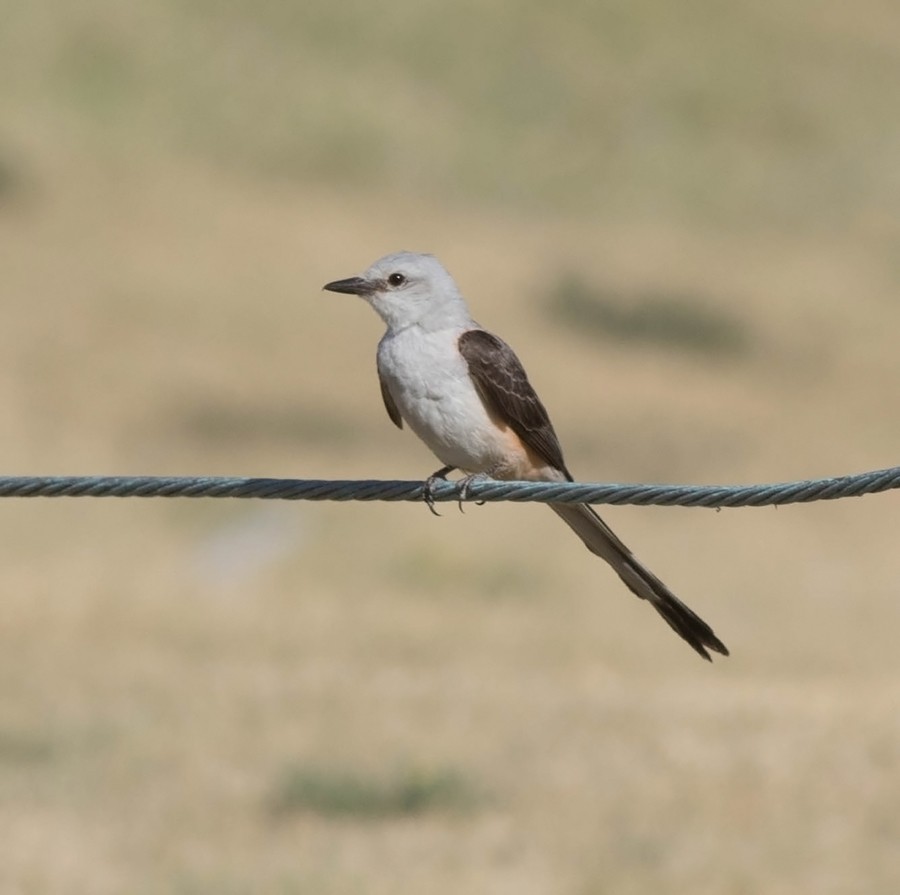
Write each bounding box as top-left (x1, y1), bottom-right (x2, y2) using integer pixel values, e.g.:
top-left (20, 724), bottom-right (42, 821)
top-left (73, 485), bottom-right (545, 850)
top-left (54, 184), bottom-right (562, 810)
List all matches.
top-left (324, 252), bottom-right (728, 661)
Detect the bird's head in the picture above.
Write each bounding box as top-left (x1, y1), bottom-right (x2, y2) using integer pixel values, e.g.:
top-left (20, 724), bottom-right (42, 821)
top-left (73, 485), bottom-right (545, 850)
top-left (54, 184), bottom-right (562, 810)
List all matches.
top-left (323, 252), bottom-right (472, 332)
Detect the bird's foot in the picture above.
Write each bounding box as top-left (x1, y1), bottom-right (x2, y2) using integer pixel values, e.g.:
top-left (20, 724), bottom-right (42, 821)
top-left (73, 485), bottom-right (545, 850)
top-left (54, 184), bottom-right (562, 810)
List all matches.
top-left (455, 473), bottom-right (490, 513)
top-left (423, 466), bottom-right (456, 516)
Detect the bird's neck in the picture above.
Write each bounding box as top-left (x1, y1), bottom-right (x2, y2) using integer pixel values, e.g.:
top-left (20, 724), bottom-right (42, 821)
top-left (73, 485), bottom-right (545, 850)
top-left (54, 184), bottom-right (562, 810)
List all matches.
top-left (384, 305), bottom-right (475, 337)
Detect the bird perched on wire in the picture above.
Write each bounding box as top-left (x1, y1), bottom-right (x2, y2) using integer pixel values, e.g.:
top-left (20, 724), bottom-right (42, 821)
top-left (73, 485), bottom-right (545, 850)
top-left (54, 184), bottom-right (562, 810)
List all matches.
top-left (324, 251), bottom-right (728, 661)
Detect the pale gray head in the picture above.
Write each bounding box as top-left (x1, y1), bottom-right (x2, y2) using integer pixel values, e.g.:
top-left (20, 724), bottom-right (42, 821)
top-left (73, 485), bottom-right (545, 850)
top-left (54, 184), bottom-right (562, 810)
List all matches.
top-left (323, 251), bottom-right (473, 332)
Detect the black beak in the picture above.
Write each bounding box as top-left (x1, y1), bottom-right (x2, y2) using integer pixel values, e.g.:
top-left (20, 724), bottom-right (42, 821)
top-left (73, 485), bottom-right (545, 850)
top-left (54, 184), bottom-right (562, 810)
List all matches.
top-left (322, 276), bottom-right (372, 296)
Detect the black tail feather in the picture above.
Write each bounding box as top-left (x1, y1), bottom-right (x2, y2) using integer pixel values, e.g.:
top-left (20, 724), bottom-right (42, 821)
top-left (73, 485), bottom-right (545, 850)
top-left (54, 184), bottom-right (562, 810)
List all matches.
top-left (550, 503), bottom-right (729, 661)
top-left (634, 573), bottom-right (729, 661)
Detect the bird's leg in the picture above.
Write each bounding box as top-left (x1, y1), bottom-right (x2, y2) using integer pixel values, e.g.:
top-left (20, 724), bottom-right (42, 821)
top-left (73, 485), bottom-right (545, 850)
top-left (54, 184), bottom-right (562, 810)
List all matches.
top-left (423, 465), bottom-right (456, 516)
top-left (455, 472), bottom-right (490, 513)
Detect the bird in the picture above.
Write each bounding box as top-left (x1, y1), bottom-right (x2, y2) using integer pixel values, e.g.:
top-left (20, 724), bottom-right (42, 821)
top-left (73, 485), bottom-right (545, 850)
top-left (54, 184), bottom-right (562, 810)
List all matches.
top-left (323, 251), bottom-right (728, 661)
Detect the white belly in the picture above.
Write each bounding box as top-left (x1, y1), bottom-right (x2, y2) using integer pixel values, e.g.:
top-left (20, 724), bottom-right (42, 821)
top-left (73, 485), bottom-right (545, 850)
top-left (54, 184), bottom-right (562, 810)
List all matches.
top-left (377, 327), bottom-right (520, 474)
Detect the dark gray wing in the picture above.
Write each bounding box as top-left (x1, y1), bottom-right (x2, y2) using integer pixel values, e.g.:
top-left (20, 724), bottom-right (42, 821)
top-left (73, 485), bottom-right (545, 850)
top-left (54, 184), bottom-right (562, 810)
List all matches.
top-left (378, 368), bottom-right (403, 429)
top-left (458, 329), bottom-right (571, 479)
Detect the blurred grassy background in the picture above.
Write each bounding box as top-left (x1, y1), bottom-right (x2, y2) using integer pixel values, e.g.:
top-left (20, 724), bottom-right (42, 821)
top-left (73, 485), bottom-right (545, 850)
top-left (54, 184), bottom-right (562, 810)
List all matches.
top-left (2, 1), bottom-right (900, 893)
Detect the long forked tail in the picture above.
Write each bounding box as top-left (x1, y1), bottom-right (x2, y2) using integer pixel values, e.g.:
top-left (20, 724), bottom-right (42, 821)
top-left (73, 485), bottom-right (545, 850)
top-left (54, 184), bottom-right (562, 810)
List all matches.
top-left (551, 503), bottom-right (728, 661)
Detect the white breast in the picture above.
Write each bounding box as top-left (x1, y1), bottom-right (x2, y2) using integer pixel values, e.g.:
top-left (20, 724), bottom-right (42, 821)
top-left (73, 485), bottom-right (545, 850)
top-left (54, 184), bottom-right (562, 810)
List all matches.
top-left (377, 326), bottom-right (514, 473)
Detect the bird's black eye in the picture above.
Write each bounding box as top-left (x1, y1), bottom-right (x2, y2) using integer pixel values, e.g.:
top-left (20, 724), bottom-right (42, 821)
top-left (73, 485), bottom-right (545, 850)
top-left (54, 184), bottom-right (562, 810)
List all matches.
top-left (387, 272), bottom-right (406, 287)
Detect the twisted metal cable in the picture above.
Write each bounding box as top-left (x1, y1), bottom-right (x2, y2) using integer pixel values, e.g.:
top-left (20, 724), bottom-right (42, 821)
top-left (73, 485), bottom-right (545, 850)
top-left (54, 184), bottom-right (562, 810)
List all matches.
top-left (0, 465), bottom-right (898, 508)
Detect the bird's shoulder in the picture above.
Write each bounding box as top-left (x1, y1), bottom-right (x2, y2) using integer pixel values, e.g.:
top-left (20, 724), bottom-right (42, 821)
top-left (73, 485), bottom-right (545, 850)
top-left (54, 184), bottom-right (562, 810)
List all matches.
top-left (458, 327), bottom-right (571, 477)
top-left (457, 329), bottom-right (543, 425)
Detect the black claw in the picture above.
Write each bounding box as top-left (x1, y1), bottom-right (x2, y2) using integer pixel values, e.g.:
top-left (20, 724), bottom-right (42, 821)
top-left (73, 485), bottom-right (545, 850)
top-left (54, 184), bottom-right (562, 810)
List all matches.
top-left (456, 474), bottom-right (488, 512)
top-left (424, 490), bottom-right (441, 516)
top-left (423, 466), bottom-right (455, 516)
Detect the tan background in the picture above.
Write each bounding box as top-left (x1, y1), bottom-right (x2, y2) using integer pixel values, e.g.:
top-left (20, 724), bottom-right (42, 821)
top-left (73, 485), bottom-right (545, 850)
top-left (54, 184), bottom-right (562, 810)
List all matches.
top-left (1, 2), bottom-right (900, 892)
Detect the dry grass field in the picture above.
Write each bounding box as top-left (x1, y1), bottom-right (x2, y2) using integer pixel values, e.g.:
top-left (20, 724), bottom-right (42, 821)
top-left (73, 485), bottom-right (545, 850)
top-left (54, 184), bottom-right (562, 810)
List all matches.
top-left (2, 2), bottom-right (900, 893)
